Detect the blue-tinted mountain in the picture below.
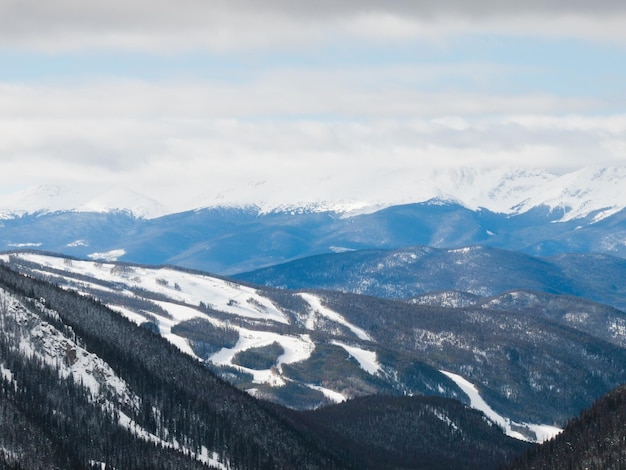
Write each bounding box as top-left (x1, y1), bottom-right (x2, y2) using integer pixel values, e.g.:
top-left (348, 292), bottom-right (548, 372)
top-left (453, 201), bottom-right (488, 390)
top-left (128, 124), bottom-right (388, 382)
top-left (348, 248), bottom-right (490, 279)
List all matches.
top-left (1, 202), bottom-right (625, 275)
top-left (235, 245), bottom-right (626, 312)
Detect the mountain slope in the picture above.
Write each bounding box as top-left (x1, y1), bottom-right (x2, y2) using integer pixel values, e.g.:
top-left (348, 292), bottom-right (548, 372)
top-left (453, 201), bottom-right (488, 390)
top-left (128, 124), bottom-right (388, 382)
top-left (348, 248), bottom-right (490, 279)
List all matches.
top-left (4, 251), bottom-right (626, 443)
top-left (0, 263), bottom-right (348, 469)
top-left (0, 262), bottom-right (543, 470)
top-left (507, 384), bottom-right (626, 470)
top-left (286, 395), bottom-right (533, 470)
top-left (235, 245), bottom-right (626, 312)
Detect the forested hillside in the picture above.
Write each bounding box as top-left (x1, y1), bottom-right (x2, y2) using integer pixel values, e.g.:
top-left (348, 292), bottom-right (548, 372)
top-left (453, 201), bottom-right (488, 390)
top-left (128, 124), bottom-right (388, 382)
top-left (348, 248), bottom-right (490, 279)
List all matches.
top-left (0, 264), bottom-right (538, 469)
top-left (0, 264), bottom-right (347, 469)
top-left (508, 384), bottom-right (626, 469)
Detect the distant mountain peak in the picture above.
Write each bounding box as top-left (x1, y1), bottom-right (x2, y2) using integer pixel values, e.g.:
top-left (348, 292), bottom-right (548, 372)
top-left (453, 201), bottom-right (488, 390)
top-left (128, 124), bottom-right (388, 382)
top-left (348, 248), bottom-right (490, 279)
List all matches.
top-left (1, 166), bottom-right (625, 221)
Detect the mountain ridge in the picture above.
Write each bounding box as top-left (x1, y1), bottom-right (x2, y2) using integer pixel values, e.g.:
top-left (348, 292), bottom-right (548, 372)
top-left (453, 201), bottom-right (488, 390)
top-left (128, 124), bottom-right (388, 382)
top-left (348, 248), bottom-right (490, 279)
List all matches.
top-left (4, 250), bottom-right (626, 442)
top-left (2, 166), bottom-right (626, 222)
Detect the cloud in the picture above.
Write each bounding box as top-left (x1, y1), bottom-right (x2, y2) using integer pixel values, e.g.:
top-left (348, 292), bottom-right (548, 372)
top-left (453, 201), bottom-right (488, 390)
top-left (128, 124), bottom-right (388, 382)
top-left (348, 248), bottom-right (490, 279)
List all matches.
top-left (2, 0), bottom-right (626, 53)
top-left (1, 108), bottom-right (625, 191)
top-left (0, 73), bottom-right (601, 121)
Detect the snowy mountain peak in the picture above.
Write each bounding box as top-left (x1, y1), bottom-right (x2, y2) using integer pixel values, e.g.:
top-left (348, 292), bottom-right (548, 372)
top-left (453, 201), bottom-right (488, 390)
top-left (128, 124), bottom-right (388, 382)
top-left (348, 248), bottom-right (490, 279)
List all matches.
top-left (1, 166), bottom-right (625, 221)
top-left (0, 183), bottom-right (165, 219)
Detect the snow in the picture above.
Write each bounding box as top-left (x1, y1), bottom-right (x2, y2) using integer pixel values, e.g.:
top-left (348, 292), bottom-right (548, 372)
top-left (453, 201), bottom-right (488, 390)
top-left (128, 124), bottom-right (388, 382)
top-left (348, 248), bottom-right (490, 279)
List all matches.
top-left (1, 166), bottom-right (624, 222)
top-left (331, 340), bottom-right (381, 375)
top-left (0, 363), bottom-right (13, 383)
top-left (88, 249), bottom-right (126, 261)
top-left (299, 293), bottom-right (373, 341)
top-left (11, 252), bottom-right (289, 324)
top-left (440, 370), bottom-right (562, 443)
top-left (67, 239), bottom-right (88, 247)
top-left (306, 384), bottom-right (346, 403)
top-left (118, 412), bottom-right (228, 469)
top-left (209, 330), bottom-right (315, 384)
top-left (0, 287), bottom-right (139, 411)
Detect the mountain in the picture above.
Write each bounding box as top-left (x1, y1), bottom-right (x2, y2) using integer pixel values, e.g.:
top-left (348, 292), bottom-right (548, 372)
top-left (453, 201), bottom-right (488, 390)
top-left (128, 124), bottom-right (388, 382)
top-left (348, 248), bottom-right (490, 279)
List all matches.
top-left (0, 166), bottom-right (625, 274)
top-left (0, 263), bottom-right (347, 469)
top-left (507, 384), bottom-right (626, 470)
top-left (2, 167), bottom-right (626, 221)
top-left (0, 259), bottom-right (537, 470)
top-left (286, 395), bottom-right (533, 470)
top-left (5, 251), bottom-right (626, 443)
top-left (235, 245), bottom-right (626, 312)
top-left (0, 200), bottom-right (625, 275)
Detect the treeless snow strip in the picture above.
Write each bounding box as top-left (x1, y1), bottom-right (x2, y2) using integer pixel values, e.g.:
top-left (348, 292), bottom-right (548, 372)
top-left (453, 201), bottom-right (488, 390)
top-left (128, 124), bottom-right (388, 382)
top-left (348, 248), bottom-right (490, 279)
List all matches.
top-left (118, 412), bottom-right (227, 469)
top-left (210, 330), bottom-right (315, 385)
top-left (299, 293), bottom-right (373, 341)
top-left (306, 384), bottom-right (346, 404)
top-left (331, 340), bottom-right (381, 375)
top-left (87, 249), bottom-right (126, 261)
top-left (440, 370), bottom-right (562, 443)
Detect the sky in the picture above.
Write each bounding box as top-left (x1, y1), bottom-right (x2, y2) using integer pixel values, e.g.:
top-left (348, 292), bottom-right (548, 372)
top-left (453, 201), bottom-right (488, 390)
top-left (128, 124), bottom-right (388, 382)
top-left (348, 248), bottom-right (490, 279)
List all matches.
top-left (1, 0), bottom-right (626, 207)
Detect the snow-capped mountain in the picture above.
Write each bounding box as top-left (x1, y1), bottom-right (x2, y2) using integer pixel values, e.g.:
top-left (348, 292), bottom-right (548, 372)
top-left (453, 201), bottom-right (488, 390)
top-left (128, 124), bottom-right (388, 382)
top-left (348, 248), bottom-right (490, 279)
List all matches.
top-left (0, 183), bottom-right (166, 219)
top-left (1, 166), bottom-right (625, 222)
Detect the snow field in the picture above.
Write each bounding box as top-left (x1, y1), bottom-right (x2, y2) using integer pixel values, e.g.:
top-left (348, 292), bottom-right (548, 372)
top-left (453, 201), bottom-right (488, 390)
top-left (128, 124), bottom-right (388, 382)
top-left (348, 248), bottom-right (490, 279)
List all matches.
top-left (12, 253), bottom-right (289, 324)
top-left (299, 293), bottom-right (373, 341)
top-left (331, 340), bottom-right (381, 375)
top-left (210, 330), bottom-right (315, 385)
top-left (440, 370), bottom-right (562, 443)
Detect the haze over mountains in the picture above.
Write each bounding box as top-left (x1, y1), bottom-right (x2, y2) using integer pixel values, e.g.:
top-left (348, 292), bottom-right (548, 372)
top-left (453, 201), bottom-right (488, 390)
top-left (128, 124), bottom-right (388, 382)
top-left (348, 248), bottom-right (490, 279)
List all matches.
top-left (2, 166), bottom-right (625, 221)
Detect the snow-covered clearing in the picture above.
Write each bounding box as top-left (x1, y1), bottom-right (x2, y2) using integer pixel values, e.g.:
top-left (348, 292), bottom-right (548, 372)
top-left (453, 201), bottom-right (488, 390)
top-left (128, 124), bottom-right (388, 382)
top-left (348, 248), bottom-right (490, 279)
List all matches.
top-left (299, 293), bottom-right (372, 341)
top-left (88, 249), bottom-right (126, 261)
top-left (306, 384), bottom-right (345, 404)
top-left (440, 370), bottom-right (562, 443)
top-left (210, 330), bottom-right (315, 384)
top-left (331, 340), bottom-right (381, 375)
top-left (8, 253), bottom-right (289, 324)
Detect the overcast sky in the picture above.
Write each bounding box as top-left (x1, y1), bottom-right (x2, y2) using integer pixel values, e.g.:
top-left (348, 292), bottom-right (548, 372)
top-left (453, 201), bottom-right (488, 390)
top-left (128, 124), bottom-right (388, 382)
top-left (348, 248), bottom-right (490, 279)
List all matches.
top-left (1, 0), bottom-right (625, 203)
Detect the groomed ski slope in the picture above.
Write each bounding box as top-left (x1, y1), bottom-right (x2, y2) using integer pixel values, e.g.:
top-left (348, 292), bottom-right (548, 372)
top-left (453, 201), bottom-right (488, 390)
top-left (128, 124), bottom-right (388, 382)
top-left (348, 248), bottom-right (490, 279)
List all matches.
top-left (440, 370), bottom-right (562, 443)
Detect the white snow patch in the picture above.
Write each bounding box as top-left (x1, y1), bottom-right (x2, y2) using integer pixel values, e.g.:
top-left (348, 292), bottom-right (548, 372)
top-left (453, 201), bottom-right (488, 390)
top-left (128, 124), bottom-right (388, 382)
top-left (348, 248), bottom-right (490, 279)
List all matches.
top-left (332, 341), bottom-right (381, 375)
top-left (0, 363), bottom-right (13, 383)
top-left (87, 249), bottom-right (126, 261)
top-left (307, 384), bottom-right (346, 404)
top-left (440, 370), bottom-right (562, 443)
top-left (210, 330), bottom-right (315, 385)
top-left (118, 412), bottom-right (227, 469)
top-left (299, 293), bottom-right (373, 341)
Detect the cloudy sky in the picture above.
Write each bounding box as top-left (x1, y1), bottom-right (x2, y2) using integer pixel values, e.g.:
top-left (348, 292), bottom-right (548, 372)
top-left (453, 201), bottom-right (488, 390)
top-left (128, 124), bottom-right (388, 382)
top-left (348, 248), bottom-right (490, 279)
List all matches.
top-left (1, 0), bottom-right (625, 207)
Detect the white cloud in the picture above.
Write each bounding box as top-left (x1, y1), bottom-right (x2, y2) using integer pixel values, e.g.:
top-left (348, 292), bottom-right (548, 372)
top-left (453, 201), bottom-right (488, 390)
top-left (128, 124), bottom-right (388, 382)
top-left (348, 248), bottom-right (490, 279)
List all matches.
top-left (1, 1), bottom-right (624, 206)
top-left (2, 1), bottom-right (626, 53)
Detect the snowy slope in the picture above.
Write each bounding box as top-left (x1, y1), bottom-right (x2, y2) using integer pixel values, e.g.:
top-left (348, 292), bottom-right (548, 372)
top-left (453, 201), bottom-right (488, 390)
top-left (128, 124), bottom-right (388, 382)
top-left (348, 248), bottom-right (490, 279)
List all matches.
top-left (3, 251), bottom-right (621, 443)
top-left (440, 370), bottom-right (562, 443)
top-left (1, 166), bottom-right (625, 221)
top-left (0, 252), bottom-right (364, 402)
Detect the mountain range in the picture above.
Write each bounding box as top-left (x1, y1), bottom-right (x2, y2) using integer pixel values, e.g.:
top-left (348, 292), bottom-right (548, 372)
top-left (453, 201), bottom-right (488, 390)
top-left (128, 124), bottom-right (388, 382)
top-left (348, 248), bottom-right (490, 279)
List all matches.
top-left (0, 261), bottom-right (533, 470)
top-left (0, 166), bottom-right (625, 275)
top-left (2, 167), bottom-right (626, 221)
top-left (235, 245), bottom-right (626, 312)
top-left (3, 257), bottom-right (623, 468)
top-left (5, 251), bottom-right (626, 442)
top-left (0, 197), bottom-right (625, 276)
